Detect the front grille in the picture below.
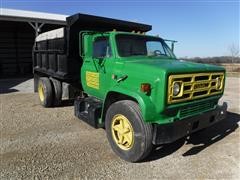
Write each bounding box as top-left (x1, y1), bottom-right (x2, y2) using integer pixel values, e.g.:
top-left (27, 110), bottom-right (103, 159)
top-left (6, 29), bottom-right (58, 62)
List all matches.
top-left (168, 72), bottom-right (224, 104)
top-left (180, 101), bottom-right (216, 118)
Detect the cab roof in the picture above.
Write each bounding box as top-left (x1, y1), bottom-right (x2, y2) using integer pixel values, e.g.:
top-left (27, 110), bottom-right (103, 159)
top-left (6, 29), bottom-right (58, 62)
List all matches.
top-left (108, 31), bottom-right (163, 39)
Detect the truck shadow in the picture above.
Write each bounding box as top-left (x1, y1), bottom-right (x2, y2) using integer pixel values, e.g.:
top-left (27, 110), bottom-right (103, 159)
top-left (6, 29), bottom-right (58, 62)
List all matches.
top-left (59, 99), bottom-right (75, 107)
top-left (0, 77), bottom-right (32, 94)
top-left (145, 111), bottom-right (239, 162)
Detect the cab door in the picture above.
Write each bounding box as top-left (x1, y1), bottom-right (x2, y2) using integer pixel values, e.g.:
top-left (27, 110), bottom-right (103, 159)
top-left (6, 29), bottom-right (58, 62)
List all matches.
top-left (81, 34), bottom-right (115, 99)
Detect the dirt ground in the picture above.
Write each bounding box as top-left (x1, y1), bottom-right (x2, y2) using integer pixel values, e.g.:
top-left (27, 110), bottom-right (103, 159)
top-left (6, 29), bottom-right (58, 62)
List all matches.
top-left (0, 77), bottom-right (239, 179)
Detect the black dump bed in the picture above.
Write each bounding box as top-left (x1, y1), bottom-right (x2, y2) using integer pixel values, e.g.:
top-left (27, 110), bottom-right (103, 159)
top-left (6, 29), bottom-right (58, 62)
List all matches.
top-left (33, 13), bottom-right (151, 82)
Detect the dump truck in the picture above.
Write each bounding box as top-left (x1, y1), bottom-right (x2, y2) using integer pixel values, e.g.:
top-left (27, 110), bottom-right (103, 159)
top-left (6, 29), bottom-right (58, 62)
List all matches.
top-left (33, 13), bottom-right (227, 162)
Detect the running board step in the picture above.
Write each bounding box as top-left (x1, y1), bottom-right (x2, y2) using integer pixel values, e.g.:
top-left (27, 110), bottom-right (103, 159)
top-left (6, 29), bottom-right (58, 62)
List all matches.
top-left (74, 97), bottom-right (103, 128)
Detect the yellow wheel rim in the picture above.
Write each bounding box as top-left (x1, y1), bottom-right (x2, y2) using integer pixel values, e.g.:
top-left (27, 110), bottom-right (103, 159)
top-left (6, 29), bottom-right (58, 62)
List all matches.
top-left (38, 82), bottom-right (44, 102)
top-left (111, 114), bottom-right (134, 150)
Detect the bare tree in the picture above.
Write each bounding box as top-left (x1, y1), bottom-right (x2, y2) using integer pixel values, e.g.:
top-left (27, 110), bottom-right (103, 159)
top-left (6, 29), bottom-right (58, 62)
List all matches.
top-left (229, 43), bottom-right (239, 63)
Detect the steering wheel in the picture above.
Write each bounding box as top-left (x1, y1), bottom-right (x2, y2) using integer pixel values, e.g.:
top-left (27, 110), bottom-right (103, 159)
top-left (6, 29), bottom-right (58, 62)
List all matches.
top-left (153, 50), bottom-right (162, 56)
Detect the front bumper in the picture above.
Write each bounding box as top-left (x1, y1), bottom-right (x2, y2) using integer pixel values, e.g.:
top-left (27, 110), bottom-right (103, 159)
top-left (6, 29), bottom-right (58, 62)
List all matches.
top-left (152, 102), bottom-right (228, 145)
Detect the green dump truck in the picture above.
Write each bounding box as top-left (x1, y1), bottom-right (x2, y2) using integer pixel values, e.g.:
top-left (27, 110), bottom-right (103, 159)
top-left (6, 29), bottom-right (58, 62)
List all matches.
top-left (33, 13), bottom-right (227, 162)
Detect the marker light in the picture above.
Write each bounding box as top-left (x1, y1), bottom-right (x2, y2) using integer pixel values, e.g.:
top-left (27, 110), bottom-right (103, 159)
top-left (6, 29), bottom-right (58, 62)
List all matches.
top-left (141, 83), bottom-right (151, 93)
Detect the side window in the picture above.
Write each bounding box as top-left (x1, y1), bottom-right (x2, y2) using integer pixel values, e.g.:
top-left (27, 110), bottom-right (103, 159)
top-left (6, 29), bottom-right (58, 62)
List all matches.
top-left (93, 37), bottom-right (112, 58)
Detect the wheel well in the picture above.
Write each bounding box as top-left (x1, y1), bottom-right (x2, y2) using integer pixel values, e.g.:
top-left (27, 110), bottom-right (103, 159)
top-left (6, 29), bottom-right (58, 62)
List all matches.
top-left (102, 91), bottom-right (138, 124)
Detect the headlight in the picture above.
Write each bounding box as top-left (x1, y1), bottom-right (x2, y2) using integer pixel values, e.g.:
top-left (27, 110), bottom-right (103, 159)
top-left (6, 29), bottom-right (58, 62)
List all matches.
top-left (216, 77), bottom-right (222, 90)
top-left (173, 82), bottom-right (181, 96)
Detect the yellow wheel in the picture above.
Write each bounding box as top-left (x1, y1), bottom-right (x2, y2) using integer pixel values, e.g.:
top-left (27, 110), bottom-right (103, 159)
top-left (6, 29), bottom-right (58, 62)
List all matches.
top-left (111, 114), bottom-right (134, 150)
top-left (38, 82), bottom-right (44, 103)
top-left (105, 100), bottom-right (153, 162)
top-left (38, 77), bottom-right (53, 107)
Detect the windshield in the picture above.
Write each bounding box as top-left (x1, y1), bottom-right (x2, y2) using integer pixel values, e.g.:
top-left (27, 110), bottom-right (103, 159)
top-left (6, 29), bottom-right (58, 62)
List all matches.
top-left (116, 34), bottom-right (175, 58)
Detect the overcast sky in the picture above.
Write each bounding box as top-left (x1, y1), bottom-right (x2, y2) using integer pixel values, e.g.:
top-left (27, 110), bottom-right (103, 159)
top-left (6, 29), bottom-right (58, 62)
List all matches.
top-left (1, 0), bottom-right (239, 58)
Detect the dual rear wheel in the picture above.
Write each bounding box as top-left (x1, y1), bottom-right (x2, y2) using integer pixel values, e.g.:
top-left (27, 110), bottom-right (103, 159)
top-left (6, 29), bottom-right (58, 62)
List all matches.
top-left (38, 77), bottom-right (62, 107)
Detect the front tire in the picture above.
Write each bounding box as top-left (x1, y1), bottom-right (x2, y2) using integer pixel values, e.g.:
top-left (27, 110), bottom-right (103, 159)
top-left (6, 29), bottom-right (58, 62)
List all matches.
top-left (105, 100), bottom-right (153, 162)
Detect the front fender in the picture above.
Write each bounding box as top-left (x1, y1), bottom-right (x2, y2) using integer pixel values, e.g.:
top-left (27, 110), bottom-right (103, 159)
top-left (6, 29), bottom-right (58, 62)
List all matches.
top-left (107, 86), bottom-right (157, 122)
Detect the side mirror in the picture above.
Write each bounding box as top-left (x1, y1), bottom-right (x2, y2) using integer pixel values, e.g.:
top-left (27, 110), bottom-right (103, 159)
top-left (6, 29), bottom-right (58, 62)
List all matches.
top-left (171, 42), bottom-right (175, 52)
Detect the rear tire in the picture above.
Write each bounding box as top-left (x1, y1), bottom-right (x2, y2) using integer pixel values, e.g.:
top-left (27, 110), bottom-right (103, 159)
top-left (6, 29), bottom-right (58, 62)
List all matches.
top-left (38, 77), bottom-right (53, 107)
top-left (105, 100), bottom-right (153, 162)
top-left (50, 78), bottom-right (62, 106)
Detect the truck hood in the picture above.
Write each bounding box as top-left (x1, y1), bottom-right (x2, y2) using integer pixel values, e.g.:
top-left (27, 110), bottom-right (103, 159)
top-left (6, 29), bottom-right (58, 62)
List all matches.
top-left (123, 58), bottom-right (225, 75)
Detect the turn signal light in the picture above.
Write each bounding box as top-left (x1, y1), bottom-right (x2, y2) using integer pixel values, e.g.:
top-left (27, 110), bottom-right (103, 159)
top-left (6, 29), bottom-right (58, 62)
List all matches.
top-left (140, 83), bottom-right (151, 93)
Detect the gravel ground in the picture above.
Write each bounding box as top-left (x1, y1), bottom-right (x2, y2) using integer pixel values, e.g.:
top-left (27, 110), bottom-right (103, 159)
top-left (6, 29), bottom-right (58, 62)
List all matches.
top-left (0, 77), bottom-right (239, 179)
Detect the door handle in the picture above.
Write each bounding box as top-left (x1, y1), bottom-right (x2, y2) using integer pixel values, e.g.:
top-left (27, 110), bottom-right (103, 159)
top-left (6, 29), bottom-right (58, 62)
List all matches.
top-left (113, 75), bottom-right (128, 83)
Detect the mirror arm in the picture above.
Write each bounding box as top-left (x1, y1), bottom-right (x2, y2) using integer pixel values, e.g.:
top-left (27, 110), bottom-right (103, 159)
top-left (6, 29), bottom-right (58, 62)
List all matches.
top-left (164, 39), bottom-right (178, 52)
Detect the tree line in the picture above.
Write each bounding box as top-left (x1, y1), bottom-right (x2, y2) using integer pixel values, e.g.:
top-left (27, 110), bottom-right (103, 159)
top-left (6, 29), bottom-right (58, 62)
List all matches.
top-left (181, 56), bottom-right (240, 64)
